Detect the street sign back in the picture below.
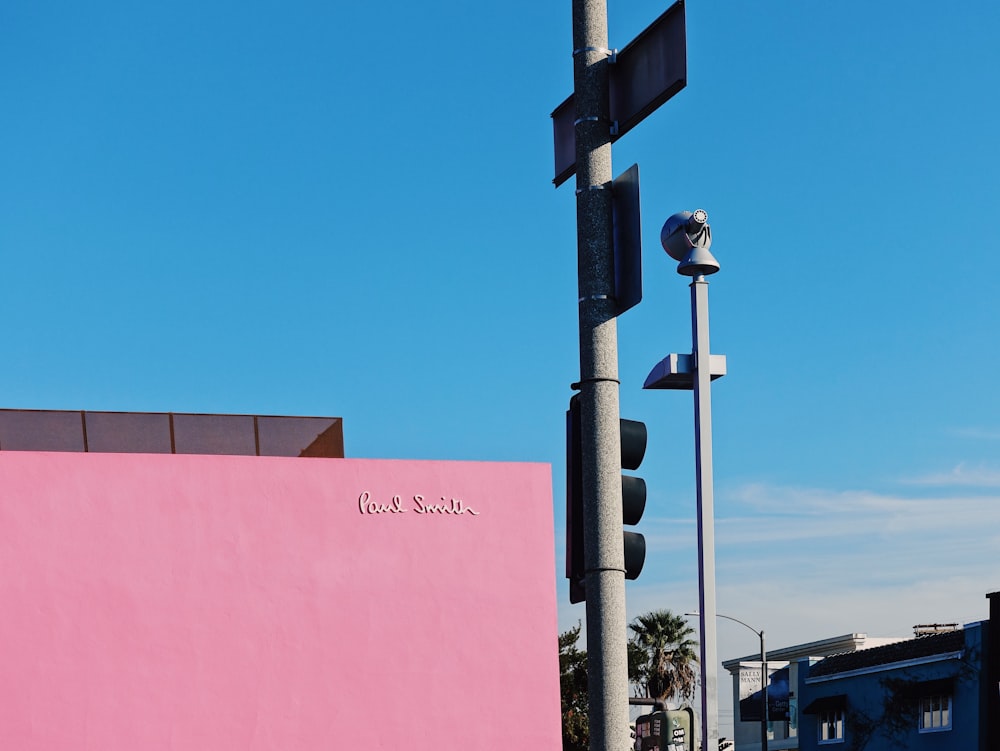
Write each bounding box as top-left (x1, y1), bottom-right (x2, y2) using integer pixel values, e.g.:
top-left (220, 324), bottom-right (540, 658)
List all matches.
top-left (612, 163), bottom-right (642, 315)
top-left (551, 0), bottom-right (687, 186)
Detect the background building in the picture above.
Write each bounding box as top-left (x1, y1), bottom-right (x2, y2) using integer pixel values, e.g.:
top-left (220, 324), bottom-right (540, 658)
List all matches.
top-left (798, 621), bottom-right (987, 750)
top-left (723, 634), bottom-right (904, 751)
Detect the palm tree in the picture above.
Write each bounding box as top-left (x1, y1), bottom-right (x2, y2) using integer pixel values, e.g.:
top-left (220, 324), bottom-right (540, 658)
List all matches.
top-left (628, 609), bottom-right (698, 704)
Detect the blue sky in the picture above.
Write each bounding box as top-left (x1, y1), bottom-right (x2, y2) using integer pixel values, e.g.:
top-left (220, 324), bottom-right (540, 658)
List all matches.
top-left (3, 0), bottom-right (1000, 736)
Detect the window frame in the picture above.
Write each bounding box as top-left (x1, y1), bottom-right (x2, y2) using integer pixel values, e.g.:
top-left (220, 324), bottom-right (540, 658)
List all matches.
top-left (817, 708), bottom-right (845, 744)
top-left (918, 693), bottom-right (952, 733)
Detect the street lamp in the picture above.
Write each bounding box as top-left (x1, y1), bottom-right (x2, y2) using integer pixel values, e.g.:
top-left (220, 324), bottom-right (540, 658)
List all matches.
top-left (686, 612), bottom-right (768, 751)
top-left (644, 208), bottom-right (724, 751)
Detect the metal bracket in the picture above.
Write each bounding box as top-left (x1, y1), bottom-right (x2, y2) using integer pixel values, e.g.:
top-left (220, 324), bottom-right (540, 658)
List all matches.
top-left (642, 353), bottom-right (727, 390)
top-left (574, 114), bottom-right (619, 140)
top-left (572, 46), bottom-right (617, 61)
top-left (573, 376), bottom-right (621, 387)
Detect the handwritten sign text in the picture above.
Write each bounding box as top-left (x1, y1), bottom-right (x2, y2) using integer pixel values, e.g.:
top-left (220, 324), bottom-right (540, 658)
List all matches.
top-left (358, 492), bottom-right (480, 516)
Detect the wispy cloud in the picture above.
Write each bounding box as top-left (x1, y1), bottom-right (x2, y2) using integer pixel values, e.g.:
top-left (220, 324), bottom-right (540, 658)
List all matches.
top-left (949, 426), bottom-right (1000, 441)
top-left (639, 480), bottom-right (1000, 596)
top-left (637, 480), bottom-right (1000, 642)
top-left (558, 477), bottom-right (1000, 735)
top-left (559, 478), bottom-right (1000, 669)
top-left (900, 463), bottom-right (1000, 487)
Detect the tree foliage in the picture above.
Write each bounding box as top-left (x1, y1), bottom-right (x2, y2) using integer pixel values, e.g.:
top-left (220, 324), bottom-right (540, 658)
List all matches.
top-left (559, 610), bottom-right (699, 751)
top-left (559, 624), bottom-right (589, 751)
top-left (627, 609), bottom-right (699, 704)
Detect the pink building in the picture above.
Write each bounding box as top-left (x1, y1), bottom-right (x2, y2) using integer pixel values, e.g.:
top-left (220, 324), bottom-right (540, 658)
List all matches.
top-left (0, 410), bottom-right (561, 750)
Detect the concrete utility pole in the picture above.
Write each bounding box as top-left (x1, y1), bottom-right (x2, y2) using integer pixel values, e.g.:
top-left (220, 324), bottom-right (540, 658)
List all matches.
top-left (558, 3), bottom-right (686, 749)
top-left (571, 0), bottom-right (630, 750)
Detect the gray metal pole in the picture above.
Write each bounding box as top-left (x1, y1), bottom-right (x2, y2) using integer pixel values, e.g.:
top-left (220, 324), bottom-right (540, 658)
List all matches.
top-left (761, 631), bottom-right (768, 751)
top-left (687, 611), bottom-right (765, 751)
top-left (571, 0), bottom-right (630, 750)
top-left (691, 276), bottom-right (719, 750)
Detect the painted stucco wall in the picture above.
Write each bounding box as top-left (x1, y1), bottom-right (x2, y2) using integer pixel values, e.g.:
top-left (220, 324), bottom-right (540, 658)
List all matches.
top-left (798, 624), bottom-right (984, 751)
top-left (0, 452), bottom-right (560, 750)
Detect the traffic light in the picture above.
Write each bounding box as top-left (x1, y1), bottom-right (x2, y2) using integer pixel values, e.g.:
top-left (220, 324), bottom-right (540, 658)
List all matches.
top-left (566, 393), bottom-right (648, 604)
top-left (620, 415), bottom-right (648, 581)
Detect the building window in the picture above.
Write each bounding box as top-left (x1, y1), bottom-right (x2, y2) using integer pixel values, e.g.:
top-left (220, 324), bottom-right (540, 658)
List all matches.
top-left (919, 694), bottom-right (952, 732)
top-left (818, 709), bottom-right (844, 744)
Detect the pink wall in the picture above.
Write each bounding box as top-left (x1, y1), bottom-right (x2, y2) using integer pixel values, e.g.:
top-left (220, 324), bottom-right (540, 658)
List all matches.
top-left (0, 452), bottom-right (560, 750)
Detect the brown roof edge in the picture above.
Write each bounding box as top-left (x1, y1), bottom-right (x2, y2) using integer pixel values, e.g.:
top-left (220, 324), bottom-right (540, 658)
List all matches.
top-left (0, 408), bottom-right (344, 458)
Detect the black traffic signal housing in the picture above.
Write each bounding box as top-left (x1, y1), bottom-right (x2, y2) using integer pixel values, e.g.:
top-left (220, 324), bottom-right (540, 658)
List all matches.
top-left (566, 393), bottom-right (648, 604)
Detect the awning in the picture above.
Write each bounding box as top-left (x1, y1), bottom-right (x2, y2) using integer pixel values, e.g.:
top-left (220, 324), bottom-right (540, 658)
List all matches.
top-left (893, 676), bottom-right (956, 699)
top-left (802, 695), bottom-right (847, 714)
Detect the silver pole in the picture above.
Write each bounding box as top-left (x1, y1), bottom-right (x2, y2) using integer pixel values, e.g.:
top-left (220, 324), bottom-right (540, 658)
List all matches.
top-left (691, 275), bottom-right (719, 751)
top-left (686, 610), bottom-right (765, 750)
top-left (571, 0), bottom-right (630, 749)
top-left (761, 630), bottom-right (768, 751)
